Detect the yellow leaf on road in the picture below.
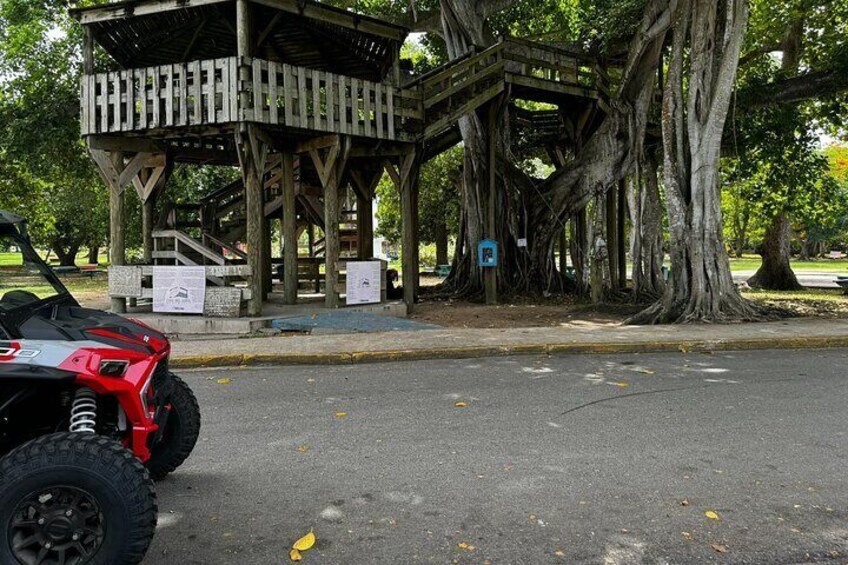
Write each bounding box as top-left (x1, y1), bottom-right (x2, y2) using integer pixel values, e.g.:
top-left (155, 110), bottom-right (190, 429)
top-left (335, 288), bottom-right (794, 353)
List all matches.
top-left (705, 510), bottom-right (720, 521)
top-left (639, 369), bottom-right (656, 374)
top-left (682, 532), bottom-right (692, 540)
top-left (289, 549), bottom-right (302, 561)
top-left (297, 445), bottom-right (309, 453)
top-left (216, 378), bottom-right (231, 385)
top-left (711, 544), bottom-right (728, 553)
top-left (335, 412), bottom-right (347, 418)
top-left (293, 530), bottom-right (316, 551)
top-left (455, 402), bottom-right (467, 408)
top-left (613, 382), bottom-right (630, 388)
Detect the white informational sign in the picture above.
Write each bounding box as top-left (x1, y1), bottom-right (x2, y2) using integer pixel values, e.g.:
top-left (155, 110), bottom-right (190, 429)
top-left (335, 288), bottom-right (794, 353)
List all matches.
top-left (517, 238), bottom-right (528, 248)
top-left (152, 266), bottom-right (207, 314)
top-left (346, 261), bottom-right (382, 305)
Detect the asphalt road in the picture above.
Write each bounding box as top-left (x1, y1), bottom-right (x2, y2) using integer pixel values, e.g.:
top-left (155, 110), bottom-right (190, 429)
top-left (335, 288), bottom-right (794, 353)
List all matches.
top-left (147, 350), bottom-right (848, 564)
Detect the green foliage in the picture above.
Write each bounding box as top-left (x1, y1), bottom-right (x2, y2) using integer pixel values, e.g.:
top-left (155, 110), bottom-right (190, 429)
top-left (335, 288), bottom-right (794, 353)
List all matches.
top-left (0, 0), bottom-right (107, 261)
top-left (377, 145), bottom-right (462, 244)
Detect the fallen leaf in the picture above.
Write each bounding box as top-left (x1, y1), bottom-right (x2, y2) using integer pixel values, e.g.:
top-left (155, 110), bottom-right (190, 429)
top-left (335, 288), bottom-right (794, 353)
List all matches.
top-left (290, 549), bottom-right (302, 562)
top-left (613, 382), bottom-right (630, 388)
top-left (682, 532), bottom-right (692, 540)
top-left (639, 369), bottom-right (656, 374)
top-left (457, 542), bottom-right (475, 551)
top-left (335, 412), bottom-right (347, 418)
top-left (679, 345), bottom-right (690, 353)
top-left (681, 499), bottom-right (690, 506)
top-left (297, 445), bottom-right (309, 453)
top-left (455, 402), bottom-right (467, 408)
top-left (705, 510), bottom-right (720, 521)
top-left (216, 378), bottom-right (231, 385)
top-left (293, 530), bottom-right (316, 551)
top-left (555, 550), bottom-right (566, 557)
top-left (711, 544), bottom-right (728, 554)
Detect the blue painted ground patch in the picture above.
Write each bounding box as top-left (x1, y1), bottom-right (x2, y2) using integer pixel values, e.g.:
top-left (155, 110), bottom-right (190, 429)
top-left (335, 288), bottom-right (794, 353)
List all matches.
top-left (271, 311), bottom-right (441, 333)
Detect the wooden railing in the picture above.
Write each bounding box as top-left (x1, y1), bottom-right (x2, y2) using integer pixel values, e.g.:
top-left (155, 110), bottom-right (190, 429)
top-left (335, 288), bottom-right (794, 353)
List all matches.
top-left (245, 60), bottom-right (423, 142)
top-left (82, 58), bottom-right (237, 135)
top-left (81, 57), bottom-right (423, 141)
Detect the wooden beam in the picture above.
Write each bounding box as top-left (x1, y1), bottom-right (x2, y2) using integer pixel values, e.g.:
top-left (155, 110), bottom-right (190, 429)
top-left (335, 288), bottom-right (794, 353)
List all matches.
top-left (71, 0), bottom-right (228, 25)
top-left (235, 124), bottom-right (269, 316)
top-left (251, 0), bottom-right (408, 42)
top-left (385, 148), bottom-right (421, 311)
top-left (282, 151), bottom-right (298, 305)
top-left (309, 136), bottom-right (351, 308)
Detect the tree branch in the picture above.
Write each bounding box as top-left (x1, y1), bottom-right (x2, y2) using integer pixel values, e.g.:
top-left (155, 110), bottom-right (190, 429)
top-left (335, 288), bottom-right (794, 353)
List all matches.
top-left (739, 68), bottom-right (848, 109)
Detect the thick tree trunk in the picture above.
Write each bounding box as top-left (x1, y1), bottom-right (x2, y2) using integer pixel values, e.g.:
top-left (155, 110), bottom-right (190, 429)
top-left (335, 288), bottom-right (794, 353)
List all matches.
top-left (435, 220), bottom-right (449, 265)
top-left (527, 0), bottom-right (671, 292)
top-left (747, 213), bottom-right (803, 290)
top-left (628, 154), bottom-right (665, 300)
top-left (88, 245), bottom-right (99, 265)
top-left (632, 0), bottom-right (761, 324)
top-left (53, 242), bottom-right (81, 267)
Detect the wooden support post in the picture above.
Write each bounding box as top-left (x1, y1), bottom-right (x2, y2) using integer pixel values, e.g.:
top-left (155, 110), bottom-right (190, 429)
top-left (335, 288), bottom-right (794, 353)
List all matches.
top-left (236, 0), bottom-right (252, 112)
top-left (282, 151), bottom-right (298, 305)
top-left (351, 169), bottom-right (380, 260)
top-left (262, 220), bottom-right (272, 298)
top-left (309, 136), bottom-right (350, 308)
top-left (90, 148), bottom-right (164, 313)
top-left (386, 148), bottom-right (421, 312)
top-left (83, 27), bottom-right (94, 75)
top-left (108, 153), bottom-right (126, 313)
top-left (131, 157), bottom-right (171, 265)
top-left (235, 125), bottom-right (269, 316)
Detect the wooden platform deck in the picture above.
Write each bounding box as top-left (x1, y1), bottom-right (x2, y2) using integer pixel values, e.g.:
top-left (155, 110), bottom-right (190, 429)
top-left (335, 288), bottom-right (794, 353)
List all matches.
top-left (80, 39), bottom-right (608, 147)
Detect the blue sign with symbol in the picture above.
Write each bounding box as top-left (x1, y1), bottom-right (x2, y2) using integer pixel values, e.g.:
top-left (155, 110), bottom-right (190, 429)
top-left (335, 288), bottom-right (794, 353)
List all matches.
top-left (478, 239), bottom-right (498, 268)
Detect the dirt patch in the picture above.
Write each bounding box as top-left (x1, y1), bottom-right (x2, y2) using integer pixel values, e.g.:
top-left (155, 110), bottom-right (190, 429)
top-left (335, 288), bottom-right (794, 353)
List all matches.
top-left (411, 295), bottom-right (642, 329)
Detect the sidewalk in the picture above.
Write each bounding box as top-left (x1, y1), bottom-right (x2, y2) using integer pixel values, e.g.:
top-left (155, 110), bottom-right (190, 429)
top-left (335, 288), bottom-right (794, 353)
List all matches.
top-left (169, 317), bottom-right (848, 368)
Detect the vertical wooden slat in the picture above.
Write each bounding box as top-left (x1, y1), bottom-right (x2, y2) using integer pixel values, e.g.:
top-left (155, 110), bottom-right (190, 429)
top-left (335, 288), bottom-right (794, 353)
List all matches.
top-left (220, 59), bottom-right (231, 122)
top-left (268, 61), bottom-right (278, 124)
top-left (387, 87), bottom-right (395, 140)
top-left (350, 78), bottom-right (360, 136)
top-left (283, 64), bottom-right (293, 126)
top-left (325, 71), bottom-right (334, 131)
top-left (298, 67), bottom-right (307, 128)
top-left (125, 71), bottom-right (133, 131)
top-left (203, 59), bottom-right (215, 123)
top-left (252, 58), bottom-right (263, 123)
top-left (191, 61), bottom-right (201, 125)
top-left (337, 74), bottom-right (347, 134)
top-left (112, 72), bottom-right (121, 132)
top-left (80, 78), bottom-right (88, 136)
top-left (374, 82), bottom-right (384, 139)
top-left (151, 67), bottom-right (161, 128)
top-left (99, 74), bottom-right (108, 133)
top-left (178, 64), bottom-right (187, 126)
top-left (229, 57), bottom-right (239, 121)
top-left (165, 64), bottom-right (174, 126)
top-left (363, 80), bottom-right (373, 137)
top-left (312, 68), bottom-right (321, 130)
top-left (88, 75), bottom-right (97, 134)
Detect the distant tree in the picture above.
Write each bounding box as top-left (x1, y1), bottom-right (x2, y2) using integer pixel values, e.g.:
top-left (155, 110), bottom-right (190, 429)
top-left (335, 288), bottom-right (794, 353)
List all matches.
top-left (0, 0), bottom-right (108, 265)
top-left (377, 145), bottom-right (462, 264)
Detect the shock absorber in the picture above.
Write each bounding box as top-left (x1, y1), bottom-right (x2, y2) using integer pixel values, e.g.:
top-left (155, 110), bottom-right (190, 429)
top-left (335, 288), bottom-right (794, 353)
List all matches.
top-left (69, 387), bottom-right (98, 434)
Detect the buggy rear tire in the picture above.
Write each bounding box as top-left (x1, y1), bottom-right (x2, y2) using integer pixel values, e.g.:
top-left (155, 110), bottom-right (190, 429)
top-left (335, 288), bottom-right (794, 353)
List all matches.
top-left (0, 432), bottom-right (158, 565)
top-left (147, 373), bottom-right (200, 481)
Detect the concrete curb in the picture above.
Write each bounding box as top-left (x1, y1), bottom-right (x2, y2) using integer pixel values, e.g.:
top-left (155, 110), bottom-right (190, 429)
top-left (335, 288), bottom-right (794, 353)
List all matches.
top-left (169, 335), bottom-right (848, 369)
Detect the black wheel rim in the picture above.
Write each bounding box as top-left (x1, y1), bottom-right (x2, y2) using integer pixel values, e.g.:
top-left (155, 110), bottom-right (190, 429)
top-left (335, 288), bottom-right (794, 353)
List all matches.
top-left (8, 486), bottom-right (105, 565)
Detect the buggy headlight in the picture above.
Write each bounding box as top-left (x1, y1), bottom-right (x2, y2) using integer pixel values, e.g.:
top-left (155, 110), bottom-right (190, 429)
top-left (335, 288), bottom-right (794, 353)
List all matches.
top-left (99, 359), bottom-right (129, 377)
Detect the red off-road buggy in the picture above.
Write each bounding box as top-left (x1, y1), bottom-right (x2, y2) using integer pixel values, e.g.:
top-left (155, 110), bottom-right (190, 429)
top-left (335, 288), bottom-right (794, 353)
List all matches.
top-left (0, 210), bottom-right (201, 564)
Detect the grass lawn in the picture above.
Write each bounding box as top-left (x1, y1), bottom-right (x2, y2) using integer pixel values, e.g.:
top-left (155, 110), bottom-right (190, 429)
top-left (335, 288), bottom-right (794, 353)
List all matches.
top-left (729, 254), bottom-right (848, 272)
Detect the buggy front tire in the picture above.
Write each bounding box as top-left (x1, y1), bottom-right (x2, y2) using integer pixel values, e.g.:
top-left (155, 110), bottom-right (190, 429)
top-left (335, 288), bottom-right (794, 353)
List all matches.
top-left (147, 373), bottom-right (201, 481)
top-left (0, 432), bottom-right (158, 565)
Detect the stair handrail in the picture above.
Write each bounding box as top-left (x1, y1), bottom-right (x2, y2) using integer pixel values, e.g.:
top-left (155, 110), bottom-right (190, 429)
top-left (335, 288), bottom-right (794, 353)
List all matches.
top-left (202, 232), bottom-right (248, 261)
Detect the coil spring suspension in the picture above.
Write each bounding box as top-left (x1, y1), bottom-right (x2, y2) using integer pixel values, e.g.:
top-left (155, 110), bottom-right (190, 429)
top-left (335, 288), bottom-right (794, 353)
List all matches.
top-left (69, 387), bottom-right (98, 433)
